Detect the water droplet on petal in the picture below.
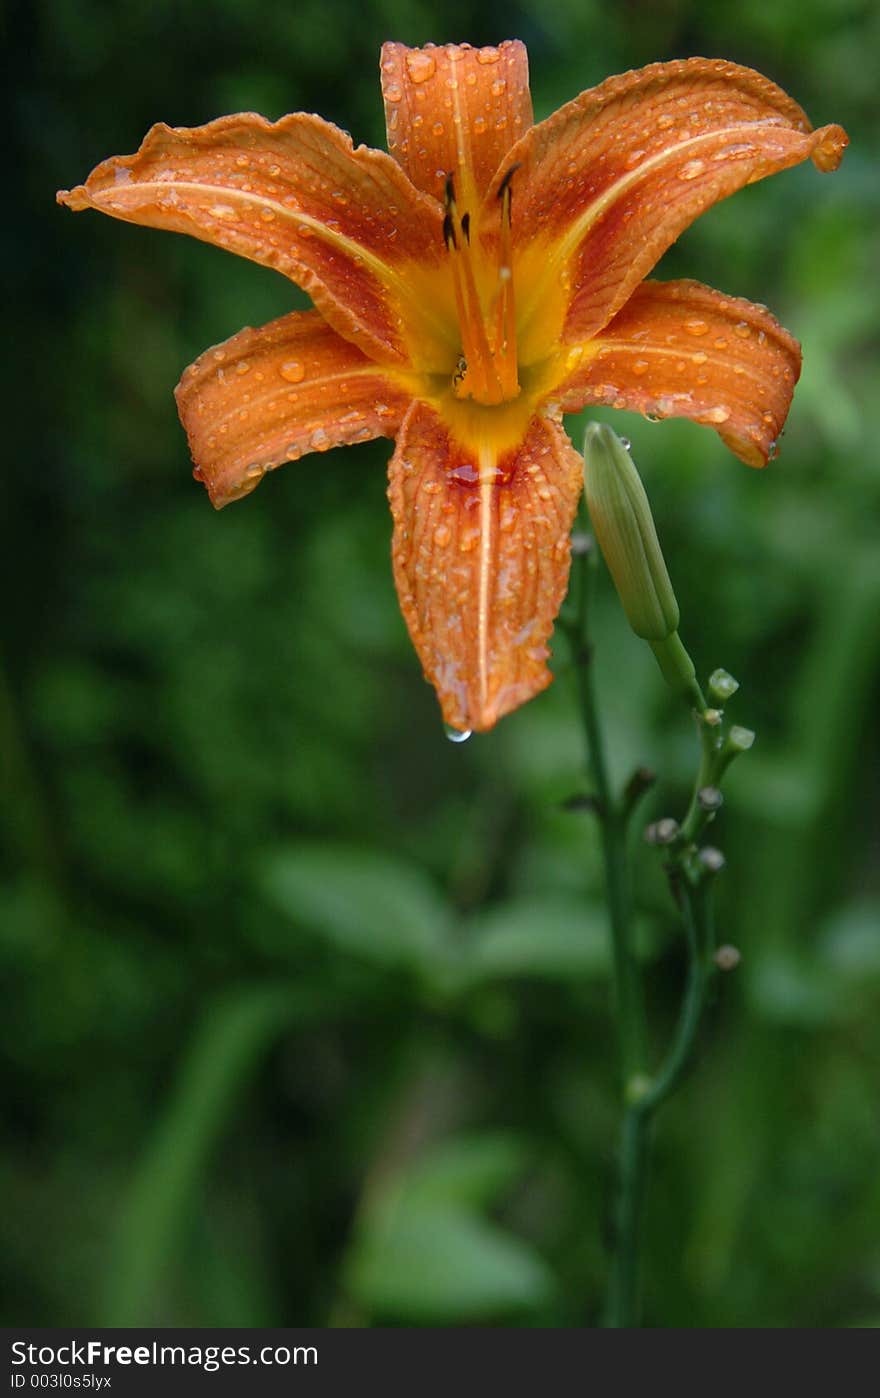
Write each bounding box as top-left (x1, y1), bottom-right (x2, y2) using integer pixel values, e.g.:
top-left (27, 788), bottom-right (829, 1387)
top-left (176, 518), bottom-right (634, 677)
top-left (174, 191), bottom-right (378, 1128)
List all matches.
top-left (385, 83), bottom-right (403, 103)
top-left (703, 406), bottom-right (730, 424)
top-left (476, 46), bottom-right (500, 64)
top-left (280, 360), bottom-right (305, 383)
top-left (445, 725), bottom-right (472, 743)
top-left (734, 321), bottom-right (751, 338)
top-left (433, 524), bottom-right (451, 547)
top-left (406, 51), bottom-right (436, 83)
top-left (619, 437), bottom-right (631, 450)
top-left (684, 318), bottom-right (709, 336)
top-left (678, 159), bottom-right (705, 181)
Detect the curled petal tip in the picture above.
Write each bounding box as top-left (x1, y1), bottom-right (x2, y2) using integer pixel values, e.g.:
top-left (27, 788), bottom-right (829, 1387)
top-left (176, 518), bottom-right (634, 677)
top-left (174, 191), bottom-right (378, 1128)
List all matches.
top-left (811, 123), bottom-right (848, 172)
top-left (56, 186), bottom-right (89, 210)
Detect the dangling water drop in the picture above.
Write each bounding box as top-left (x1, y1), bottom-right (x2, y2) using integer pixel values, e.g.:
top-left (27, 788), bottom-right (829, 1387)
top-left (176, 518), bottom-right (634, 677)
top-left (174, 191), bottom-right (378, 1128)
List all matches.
top-left (444, 724), bottom-right (472, 744)
top-left (619, 436), bottom-right (631, 450)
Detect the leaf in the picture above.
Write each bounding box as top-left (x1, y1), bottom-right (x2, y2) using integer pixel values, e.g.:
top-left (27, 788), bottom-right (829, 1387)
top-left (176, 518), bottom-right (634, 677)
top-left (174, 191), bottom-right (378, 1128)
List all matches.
top-left (347, 1203), bottom-right (553, 1322)
top-left (819, 900), bottom-right (880, 981)
top-left (462, 895), bottom-right (612, 982)
top-left (258, 844), bottom-right (451, 972)
top-left (102, 984), bottom-right (329, 1324)
top-left (400, 1132), bottom-right (529, 1210)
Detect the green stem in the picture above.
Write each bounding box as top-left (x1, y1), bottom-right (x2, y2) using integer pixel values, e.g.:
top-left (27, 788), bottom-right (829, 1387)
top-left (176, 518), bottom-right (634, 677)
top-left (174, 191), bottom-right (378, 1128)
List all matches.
top-left (566, 548), bottom-right (644, 1080)
top-left (564, 540), bottom-right (718, 1328)
top-left (604, 878), bottom-right (714, 1326)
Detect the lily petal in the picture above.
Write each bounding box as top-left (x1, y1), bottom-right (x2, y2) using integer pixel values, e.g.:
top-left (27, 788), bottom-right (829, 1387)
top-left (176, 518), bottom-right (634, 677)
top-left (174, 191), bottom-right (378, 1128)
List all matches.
top-left (561, 279), bottom-right (801, 466)
top-left (58, 113), bottom-right (446, 364)
top-left (176, 310), bottom-right (411, 507)
top-left (381, 41), bottom-right (532, 208)
top-left (388, 402), bottom-right (583, 732)
top-left (502, 58), bottom-right (847, 345)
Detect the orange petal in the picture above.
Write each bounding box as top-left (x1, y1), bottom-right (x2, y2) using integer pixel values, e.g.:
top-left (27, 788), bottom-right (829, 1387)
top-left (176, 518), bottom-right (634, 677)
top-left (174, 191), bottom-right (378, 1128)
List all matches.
top-left (58, 113), bottom-right (446, 364)
top-left (502, 58), bottom-right (847, 345)
top-left (561, 279), bottom-right (802, 467)
top-left (388, 402), bottom-right (583, 732)
top-left (175, 310), bottom-right (411, 507)
top-left (381, 41), bottom-right (532, 209)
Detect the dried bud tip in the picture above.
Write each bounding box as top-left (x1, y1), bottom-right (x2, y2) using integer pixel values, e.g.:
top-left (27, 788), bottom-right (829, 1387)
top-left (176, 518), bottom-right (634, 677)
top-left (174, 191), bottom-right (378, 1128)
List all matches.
top-left (698, 786), bottom-right (724, 812)
top-left (703, 708), bottom-right (724, 727)
top-left (714, 944), bottom-right (741, 971)
top-left (708, 668), bottom-right (740, 703)
top-left (624, 767), bottom-right (657, 802)
top-left (698, 846), bottom-right (726, 873)
top-left (644, 816), bottom-right (680, 846)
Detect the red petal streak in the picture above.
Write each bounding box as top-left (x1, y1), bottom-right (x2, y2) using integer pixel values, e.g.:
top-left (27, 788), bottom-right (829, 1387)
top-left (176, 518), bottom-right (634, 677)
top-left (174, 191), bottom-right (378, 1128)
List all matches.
top-left (388, 403), bottom-right (583, 731)
top-left (381, 41), bottom-right (532, 207)
top-left (176, 310), bottom-right (411, 507)
top-left (561, 279), bottom-right (802, 466)
top-left (58, 113), bottom-right (445, 364)
top-left (500, 58), bottom-right (847, 345)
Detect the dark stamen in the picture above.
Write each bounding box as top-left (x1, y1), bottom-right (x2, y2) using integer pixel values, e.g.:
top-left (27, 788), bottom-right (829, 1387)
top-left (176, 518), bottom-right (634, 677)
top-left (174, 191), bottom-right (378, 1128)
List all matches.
top-left (460, 211), bottom-right (471, 243)
top-left (444, 174), bottom-right (456, 209)
top-left (442, 211), bottom-right (458, 250)
top-left (497, 163), bottom-right (521, 200)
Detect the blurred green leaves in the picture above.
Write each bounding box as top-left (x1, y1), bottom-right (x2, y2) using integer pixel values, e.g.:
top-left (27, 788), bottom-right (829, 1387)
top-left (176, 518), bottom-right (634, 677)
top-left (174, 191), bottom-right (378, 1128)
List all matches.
top-left (346, 1134), bottom-right (554, 1322)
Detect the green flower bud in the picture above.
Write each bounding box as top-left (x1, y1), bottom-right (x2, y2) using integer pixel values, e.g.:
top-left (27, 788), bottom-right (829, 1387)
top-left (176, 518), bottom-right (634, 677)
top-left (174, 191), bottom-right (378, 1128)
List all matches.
top-left (582, 423), bottom-right (679, 641)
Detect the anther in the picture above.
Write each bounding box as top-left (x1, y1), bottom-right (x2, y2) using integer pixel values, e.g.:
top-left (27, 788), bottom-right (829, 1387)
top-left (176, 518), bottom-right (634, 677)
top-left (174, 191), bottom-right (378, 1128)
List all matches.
top-left (496, 163), bottom-right (521, 200)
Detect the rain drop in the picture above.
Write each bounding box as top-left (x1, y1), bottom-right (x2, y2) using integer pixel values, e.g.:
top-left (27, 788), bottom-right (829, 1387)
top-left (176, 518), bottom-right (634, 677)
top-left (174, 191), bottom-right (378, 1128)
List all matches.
top-left (678, 159), bottom-right (705, 181)
top-left (445, 725), bottom-right (472, 743)
top-left (619, 437), bottom-right (631, 450)
top-left (280, 360), bottom-right (305, 383)
top-left (406, 51), bottom-right (437, 83)
top-left (476, 46), bottom-right (501, 64)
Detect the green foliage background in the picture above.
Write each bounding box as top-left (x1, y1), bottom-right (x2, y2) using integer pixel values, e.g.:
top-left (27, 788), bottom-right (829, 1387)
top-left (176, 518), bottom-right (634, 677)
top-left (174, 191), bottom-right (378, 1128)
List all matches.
top-left (5, 0), bottom-right (878, 1327)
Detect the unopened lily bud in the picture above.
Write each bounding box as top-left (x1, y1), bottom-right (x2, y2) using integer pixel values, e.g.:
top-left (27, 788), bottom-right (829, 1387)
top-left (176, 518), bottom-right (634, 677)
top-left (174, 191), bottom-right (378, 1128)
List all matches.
top-left (582, 423), bottom-right (679, 642)
top-left (708, 668), bottom-right (740, 704)
top-left (715, 723), bottom-right (756, 780)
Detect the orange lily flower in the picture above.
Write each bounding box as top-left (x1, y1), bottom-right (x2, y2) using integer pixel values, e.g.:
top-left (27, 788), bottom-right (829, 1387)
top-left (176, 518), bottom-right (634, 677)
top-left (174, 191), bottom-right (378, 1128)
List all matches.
top-left (58, 44), bottom-right (846, 732)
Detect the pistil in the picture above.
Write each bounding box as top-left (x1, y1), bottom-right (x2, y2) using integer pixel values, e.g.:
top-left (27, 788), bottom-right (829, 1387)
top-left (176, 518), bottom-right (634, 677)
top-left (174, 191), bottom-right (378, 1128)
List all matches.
top-left (444, 174), bottom-right (521, 407)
